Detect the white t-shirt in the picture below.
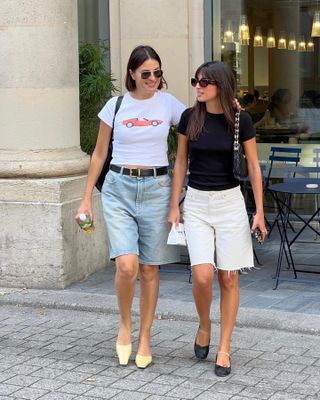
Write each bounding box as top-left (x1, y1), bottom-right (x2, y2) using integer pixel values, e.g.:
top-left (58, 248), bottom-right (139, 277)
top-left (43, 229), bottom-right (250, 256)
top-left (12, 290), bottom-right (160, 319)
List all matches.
top-left (98, 91), bottom-right (186, 166)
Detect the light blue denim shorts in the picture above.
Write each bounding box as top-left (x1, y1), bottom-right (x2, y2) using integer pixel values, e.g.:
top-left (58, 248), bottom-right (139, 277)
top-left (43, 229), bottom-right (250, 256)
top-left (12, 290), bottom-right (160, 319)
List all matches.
top-left (101, 169), bottom-right (180, 265)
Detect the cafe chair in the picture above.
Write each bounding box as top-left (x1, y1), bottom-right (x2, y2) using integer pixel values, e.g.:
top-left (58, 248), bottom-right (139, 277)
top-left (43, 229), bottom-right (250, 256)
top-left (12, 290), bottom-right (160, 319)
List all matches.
top-left (265, 146), bottom-right (302, 236)
top-left (285, 164), bottom-right (320, 243)
top-left (313, 148), bottom-right (320, 167)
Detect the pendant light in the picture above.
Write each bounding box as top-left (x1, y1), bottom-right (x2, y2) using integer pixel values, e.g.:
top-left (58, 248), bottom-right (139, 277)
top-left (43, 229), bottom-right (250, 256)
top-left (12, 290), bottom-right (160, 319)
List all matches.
top-left (238, 14), bottom-right (250, 45)
top-left (288, 33), bottom-right (296, 50)
top-left (311, 10), bottom-right (320, 37)
top-left (253, 27), bottom-right (264, 47)
top-left (298, 35), bottom-right (306, 52)
top-left (307, 39), bottom-right (315, 52)
top-left (267, 29), bottom-right (276, 48)
top-left (223, 20), bottom-right (234, 43)
top-left (278, 31), bottom-right (287, 49)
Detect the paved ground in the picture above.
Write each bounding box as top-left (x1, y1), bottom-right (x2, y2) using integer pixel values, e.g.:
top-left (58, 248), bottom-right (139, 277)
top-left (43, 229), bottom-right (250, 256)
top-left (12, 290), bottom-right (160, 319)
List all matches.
top-left (1, 304), bottom-right (320, 400)
top-left (0, 224), bottom-right (320, 399)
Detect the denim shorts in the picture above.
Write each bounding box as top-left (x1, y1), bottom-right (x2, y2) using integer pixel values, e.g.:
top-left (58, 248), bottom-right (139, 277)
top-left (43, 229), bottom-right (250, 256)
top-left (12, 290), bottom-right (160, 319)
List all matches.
top-left (183, 186), bottom-right (254, 271)
top-left (101, 169), bottom-right (180, 265)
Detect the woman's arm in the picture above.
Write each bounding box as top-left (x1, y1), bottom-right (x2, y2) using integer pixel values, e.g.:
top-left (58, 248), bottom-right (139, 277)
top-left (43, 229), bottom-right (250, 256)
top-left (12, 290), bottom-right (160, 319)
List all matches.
top-left (168, 134), bottom-right (189, 227)
top-left (76, 121), bottom-right (112, 221)
top-left (243, 137), bottom-right (268, 240)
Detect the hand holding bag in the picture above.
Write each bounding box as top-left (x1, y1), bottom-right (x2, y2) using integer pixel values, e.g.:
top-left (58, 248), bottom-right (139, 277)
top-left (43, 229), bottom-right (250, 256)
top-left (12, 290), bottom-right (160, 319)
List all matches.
top-left (167, 223), bottom-right (187, 246)
top-left (233, 111), bottom-right (248, 179)
top-left (95, 95), bottom-right (123, 192)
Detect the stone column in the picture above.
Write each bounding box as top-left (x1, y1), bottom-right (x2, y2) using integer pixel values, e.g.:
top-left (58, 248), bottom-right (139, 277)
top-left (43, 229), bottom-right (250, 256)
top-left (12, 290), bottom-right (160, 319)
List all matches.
top-left (0, 0), bottom-right (109, 288)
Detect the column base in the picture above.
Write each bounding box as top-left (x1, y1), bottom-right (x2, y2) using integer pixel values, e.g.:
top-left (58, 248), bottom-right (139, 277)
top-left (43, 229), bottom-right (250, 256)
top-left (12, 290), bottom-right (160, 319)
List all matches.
top-left (0, 147), bottom-right (89, 178)
top-left (0, 176), bottom-right (109, 289)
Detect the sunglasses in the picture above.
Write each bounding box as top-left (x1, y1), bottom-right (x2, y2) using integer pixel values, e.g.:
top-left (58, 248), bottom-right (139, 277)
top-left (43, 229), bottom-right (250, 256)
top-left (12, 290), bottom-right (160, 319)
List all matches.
top-left (140, 69), bottom-right (163, 79)
top-left (191, 77), bottom-right (217, 88)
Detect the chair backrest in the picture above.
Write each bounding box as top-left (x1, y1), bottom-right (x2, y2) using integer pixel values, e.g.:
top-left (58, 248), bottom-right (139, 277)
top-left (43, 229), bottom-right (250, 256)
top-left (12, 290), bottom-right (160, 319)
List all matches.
top-left (284, 166), bottom-right (320, 179)
top-left (313, 148), bottom-right (320, 167)
top-left (266, 146), bottom-right (302, 187)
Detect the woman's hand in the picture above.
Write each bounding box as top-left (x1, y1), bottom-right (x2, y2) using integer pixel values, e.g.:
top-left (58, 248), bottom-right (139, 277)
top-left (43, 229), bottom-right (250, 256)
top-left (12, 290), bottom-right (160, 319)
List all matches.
top-left (233, 98), bottom-right (244, 112)
top-left (250, 212), bottom-right (267, 242)
top-left (168, 206), bottom-right (180, 228)
top-left (75, 198), bottom-right (94, 223)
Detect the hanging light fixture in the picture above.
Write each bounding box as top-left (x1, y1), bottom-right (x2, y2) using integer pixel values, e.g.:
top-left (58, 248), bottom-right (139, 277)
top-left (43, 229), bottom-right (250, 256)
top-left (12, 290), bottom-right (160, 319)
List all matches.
top-left (311, 10), bottom-right (320, 37)
top-left (223, 20), bottom-right (234, 43)
top-left (278, 31), bottom-right (287, 49)
top-left (298, 35), bottom-right (306, 52)
top-left (238, 14), bottom-right (250, 45)
top-left (307, 39), bottom-right (315, 52)
top-left (253, 26), bottom-right (263, 47)
top-left (288, 33), bottom-right (296, 50)
top-left (267, 28), bottom-right (276, 48)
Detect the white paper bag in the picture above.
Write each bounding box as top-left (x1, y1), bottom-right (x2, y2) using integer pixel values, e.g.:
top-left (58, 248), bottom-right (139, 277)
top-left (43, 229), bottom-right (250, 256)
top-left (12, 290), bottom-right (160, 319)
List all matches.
top-left (167, 223), bottom-right (187, 246)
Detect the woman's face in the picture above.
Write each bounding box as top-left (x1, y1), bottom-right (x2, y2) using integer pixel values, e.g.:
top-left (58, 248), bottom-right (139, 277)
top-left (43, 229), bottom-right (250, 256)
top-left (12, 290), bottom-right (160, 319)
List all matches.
top-left (130, 59), bottom-right (162, 95)
top-left (194, 73), bottom-right (219, 103)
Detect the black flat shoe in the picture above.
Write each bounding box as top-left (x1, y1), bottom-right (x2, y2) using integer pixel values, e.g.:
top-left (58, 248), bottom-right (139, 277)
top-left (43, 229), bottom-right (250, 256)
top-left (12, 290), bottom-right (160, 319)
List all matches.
top-left (215, 351), bottom-right (231, 377)
top-left (194, 327), bottom-right (210, 359)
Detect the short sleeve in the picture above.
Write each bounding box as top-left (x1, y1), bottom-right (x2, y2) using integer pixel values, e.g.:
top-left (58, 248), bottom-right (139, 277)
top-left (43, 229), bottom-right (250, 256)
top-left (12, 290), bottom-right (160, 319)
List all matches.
top-left (177, 108), bottom-right (192, 136)
top-left (168, 94), bottom-right (186, 125)
top-left (239, 111), bottom-right (256, 143)
top-left (97, 96), bottom-right (118, 128)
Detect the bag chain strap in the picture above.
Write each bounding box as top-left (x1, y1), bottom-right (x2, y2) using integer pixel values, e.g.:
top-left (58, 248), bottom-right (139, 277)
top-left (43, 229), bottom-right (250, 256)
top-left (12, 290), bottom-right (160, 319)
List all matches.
top-left (233, 111), bottom-right (240, 151)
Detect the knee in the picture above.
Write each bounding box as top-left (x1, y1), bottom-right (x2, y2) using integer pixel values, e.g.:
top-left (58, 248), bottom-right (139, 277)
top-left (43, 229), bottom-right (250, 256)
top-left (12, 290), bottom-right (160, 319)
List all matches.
top-left (219, 272), bottom-right (239, 291)
top-left (139, 265), bottom-right (158, 283)
top-left (193, 273), bottom-right (213, 290)
top-left (116, 263), bottom-right (138, 281)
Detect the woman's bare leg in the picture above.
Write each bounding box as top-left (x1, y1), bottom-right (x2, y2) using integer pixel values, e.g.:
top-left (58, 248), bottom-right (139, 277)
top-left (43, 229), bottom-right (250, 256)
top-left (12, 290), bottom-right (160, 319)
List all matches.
top-left (217, 270), bottom-right (239, 366)
top-left (137, 264), bottom-right (159, 356)
top-left (115, 254), bottom-right (139, 345)
top-left (192, 264), bottom-right (214, 345)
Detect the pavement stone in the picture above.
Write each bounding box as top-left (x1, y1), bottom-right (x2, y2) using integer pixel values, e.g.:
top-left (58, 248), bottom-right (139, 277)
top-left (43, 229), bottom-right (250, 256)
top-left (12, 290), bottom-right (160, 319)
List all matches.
top-left (0, 305), bottom-right (319, 399)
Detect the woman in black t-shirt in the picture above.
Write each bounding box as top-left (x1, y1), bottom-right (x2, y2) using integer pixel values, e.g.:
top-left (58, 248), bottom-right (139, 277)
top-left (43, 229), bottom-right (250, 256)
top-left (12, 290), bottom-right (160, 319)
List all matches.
top-left (168, 61), bottom-right (266, 377)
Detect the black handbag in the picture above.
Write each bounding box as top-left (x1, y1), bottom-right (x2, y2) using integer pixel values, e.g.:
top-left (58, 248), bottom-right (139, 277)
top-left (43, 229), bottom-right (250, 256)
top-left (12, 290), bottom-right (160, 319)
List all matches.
top-left (233, 111), bottom-right (248, 179)
top-left (95, 95), bottom-right (123, 192)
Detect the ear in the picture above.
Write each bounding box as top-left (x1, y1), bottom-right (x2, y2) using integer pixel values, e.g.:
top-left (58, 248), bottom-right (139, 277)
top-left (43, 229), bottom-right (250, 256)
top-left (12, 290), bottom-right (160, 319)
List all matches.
top-left (129, 69), bottom-right (135, 80)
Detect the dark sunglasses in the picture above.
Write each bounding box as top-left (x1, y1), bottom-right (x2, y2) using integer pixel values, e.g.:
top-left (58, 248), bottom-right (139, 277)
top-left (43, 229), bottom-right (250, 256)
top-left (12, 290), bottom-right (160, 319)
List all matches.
top-left (140, 69), bottom-right (163, 79)
top-left (191, 77), bottom-right (217, 88)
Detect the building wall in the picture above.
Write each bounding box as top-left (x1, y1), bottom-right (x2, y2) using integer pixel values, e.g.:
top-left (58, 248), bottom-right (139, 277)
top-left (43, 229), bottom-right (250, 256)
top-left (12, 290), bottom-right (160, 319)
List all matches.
top-left (108, 0), bottom-right (205, 107)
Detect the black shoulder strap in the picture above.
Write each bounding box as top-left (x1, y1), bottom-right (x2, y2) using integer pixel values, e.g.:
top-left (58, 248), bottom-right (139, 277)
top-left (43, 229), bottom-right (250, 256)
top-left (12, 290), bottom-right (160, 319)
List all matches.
top-left (112, 95), bottom-right (123, 129)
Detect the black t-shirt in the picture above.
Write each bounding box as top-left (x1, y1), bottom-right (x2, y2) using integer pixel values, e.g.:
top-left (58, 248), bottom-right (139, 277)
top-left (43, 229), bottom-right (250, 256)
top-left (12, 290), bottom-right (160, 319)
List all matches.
top-left (178, 109), bottom-right (255, 191)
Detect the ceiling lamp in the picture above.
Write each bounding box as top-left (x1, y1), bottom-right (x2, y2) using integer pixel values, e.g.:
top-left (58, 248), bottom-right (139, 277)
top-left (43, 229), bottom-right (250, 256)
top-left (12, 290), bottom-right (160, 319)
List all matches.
top-left (311, 10), bottom-right (320, 37)
top-left (278, 31), bottom-right (287, 49)
top-left (253, 27), bottom-right (264, 47)
top-left (223, 20), bottom-right (234, 43)
top-left (307, 39), bottom-right (314, 52)
top-left (288, 33), bottom-right (296, 50)
top-left (298, 35), bottom-right (306, 52)
top-left (238, 14), bottom-right (250, 45)
top-left (267, 29), bottom-right (276, 48)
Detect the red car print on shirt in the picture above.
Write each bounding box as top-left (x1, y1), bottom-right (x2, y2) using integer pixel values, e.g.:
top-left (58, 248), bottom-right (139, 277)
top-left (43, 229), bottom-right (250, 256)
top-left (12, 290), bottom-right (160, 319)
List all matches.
top-left (122, 118), bottom-right (163, 128)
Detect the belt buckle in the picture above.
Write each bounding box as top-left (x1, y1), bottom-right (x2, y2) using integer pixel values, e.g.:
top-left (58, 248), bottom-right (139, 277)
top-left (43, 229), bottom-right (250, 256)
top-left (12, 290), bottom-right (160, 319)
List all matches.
top-left (129, 168), bottom-right (141, 177)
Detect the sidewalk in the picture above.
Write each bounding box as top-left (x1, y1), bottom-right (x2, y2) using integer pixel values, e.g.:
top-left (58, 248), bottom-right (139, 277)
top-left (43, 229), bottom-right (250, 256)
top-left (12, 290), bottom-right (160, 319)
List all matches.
top-left (0, 305), bottom-right (320, 399)
top-left (1, 228), bottom-right (320, 334)
top-left (1, 230), bottom-right (320, 399)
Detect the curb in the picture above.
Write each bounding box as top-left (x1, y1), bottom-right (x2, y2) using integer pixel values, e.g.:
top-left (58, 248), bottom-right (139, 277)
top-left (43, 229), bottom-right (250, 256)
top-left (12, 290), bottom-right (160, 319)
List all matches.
top-left (1, 288), bottom-right (320, 335)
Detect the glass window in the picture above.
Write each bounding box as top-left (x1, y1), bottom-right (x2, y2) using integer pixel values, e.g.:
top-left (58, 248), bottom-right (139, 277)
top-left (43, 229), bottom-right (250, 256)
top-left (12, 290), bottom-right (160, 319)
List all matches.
top-left (210, 0), bottom-right (320, 146)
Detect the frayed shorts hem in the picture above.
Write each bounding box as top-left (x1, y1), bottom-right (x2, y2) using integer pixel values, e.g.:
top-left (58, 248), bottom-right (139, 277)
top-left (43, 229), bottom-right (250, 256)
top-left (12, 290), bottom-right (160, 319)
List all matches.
top-left (191, 263), bottom-right (254, 272)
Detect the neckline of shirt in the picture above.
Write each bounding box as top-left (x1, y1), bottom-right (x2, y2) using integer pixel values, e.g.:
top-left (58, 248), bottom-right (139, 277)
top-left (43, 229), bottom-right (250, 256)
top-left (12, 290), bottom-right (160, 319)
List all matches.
top-left (127, 91), bottom-right (158, 102)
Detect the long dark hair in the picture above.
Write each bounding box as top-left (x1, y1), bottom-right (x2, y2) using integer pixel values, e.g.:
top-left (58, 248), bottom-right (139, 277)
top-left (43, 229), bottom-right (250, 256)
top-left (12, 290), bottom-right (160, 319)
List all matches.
top-left (187, 61), bottom-right (236, 140)
top-left (125, 45), bottom-right (167, 91)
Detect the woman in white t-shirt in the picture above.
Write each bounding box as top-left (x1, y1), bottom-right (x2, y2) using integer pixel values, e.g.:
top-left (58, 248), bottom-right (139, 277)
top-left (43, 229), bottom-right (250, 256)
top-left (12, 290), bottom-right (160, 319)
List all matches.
top-left (76, 45), bottom-right (185, 369)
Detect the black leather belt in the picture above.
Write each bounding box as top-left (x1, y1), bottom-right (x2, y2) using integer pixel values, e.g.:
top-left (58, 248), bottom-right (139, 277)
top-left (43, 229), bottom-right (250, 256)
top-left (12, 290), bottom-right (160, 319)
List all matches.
top-left (110, 164), bottom-right (168, 177)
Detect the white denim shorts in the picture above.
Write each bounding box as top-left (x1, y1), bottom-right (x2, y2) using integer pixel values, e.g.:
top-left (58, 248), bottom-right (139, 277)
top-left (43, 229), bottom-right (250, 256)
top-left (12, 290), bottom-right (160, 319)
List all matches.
top-left (101, 169), bottom-right (180, 265)
top-left (183, 186), bottom-right (254, 271)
